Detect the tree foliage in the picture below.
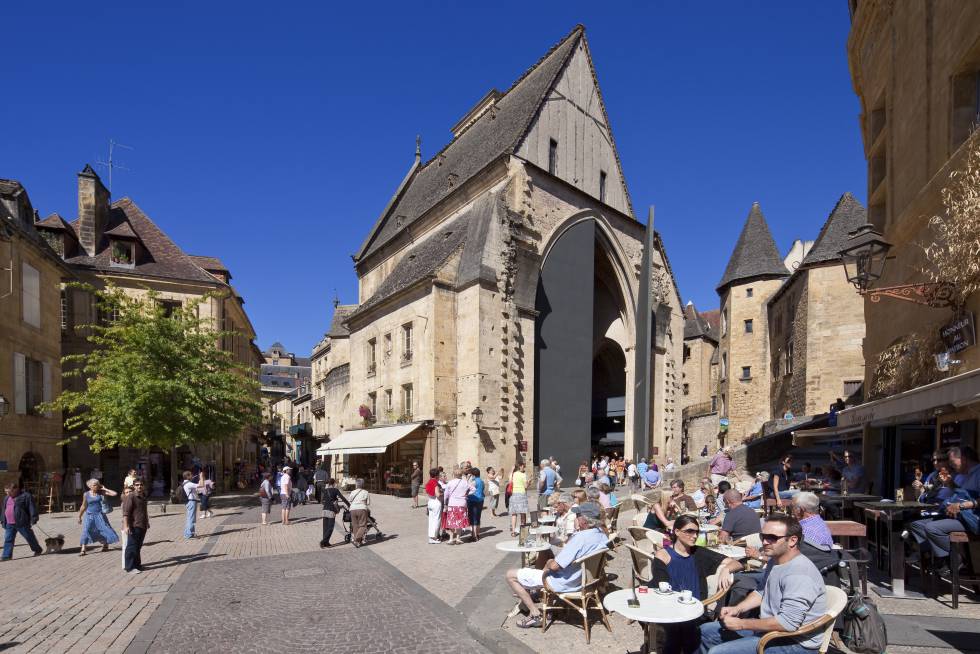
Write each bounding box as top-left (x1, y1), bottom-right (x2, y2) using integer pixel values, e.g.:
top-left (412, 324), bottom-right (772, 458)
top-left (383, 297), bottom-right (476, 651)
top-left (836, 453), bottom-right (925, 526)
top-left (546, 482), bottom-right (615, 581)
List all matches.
top-left (922, 130), bottom-right (980, 311)
top-left (44, 284), bottom-right (260, 452)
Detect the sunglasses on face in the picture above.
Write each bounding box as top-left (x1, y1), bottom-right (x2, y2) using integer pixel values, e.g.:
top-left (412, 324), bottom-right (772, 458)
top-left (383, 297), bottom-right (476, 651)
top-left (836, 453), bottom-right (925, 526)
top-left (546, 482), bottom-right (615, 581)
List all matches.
top-left (677, 528), bottom-right (699, 535)
top-left (760, 533), bottom-right (789, 544)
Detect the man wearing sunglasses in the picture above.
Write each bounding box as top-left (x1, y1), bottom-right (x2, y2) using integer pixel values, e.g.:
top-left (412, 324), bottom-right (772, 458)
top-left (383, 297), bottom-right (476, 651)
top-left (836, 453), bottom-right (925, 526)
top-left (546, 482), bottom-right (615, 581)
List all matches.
top-left (122, 479), bottom-right (149, 574)
top-left (698, 515), bottom-right (827, 653)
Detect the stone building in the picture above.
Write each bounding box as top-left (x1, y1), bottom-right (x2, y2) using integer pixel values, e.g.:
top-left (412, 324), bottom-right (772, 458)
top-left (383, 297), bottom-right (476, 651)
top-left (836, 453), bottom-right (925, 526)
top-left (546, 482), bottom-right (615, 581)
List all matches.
top-left (319, 25), bottom-right (685, 478)
top-left (260, 342), bottom-right (311, 392)
top-left (681, 302), bottom-right (720, 463)
top-left (768, 193), bottom-right (867, 420)
top-left (716, 204), bottom-right (789, 443)
top-left (807, 1), bottom-right (980, 495)
top-left (310, 303), bottom-right (354, 445)
top-left (33, 166), bottom-right (260, 494)
top-left (0, 179), bottom-right (72, 491)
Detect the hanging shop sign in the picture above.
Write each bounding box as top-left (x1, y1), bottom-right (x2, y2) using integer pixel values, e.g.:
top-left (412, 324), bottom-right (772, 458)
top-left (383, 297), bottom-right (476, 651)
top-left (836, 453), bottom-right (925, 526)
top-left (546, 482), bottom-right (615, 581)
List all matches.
top-left (719, 418), bottom-right (729, 433)
top-left (941, 312), bottom-right (976, 355)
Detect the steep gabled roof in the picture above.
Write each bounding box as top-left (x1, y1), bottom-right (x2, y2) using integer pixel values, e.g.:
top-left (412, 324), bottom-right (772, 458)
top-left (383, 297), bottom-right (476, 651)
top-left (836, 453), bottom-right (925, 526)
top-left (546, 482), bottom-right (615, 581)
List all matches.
top-left (717, 203), bottom-right (788, 293)
top-left (36, 212), bottom-right (73, 231)
top-left (327, 304), bottom-right (358, 338)
top-left (104, 221), bottom-right (138, 238)
top-left (356, 25), bottom-right (585, 263)
top-left (799, 193), bottom-right (867, 267)
top-left (683, 302), bottom-right (719, 342)
top-left (188, 254), bottom-right (229, 272)
top-left (63, 198), bottom-right (218, 285)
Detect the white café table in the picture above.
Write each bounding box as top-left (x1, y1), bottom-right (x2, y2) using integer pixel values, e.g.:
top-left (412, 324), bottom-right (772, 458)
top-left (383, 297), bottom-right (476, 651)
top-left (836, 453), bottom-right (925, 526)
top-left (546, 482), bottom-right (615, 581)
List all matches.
top-left (604, 588), bottom-right (704, 652)
top-left (699, 524), bottom-right (720, 533)
top-left (530, 525), bottom-right (558, 536)
top-left (496, 539), bottom-right (555, 626)
top-left (537, 514), bottom-right (557, 524)
top-left (708, 544), bottom-right (746, 559)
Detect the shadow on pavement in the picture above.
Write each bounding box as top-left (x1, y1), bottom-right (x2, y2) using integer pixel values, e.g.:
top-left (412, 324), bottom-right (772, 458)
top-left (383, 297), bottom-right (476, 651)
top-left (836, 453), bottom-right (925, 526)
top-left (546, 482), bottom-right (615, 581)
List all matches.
top-left (143, 552), bottom-right (226, 569)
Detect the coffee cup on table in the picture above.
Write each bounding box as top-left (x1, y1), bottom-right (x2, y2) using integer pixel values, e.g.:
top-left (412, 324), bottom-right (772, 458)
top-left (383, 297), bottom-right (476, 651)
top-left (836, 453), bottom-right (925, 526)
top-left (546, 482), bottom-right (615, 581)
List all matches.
top-left (680, 590), bottom-right (693, 602)
top-left (658, 582), bottom-right (671, 593)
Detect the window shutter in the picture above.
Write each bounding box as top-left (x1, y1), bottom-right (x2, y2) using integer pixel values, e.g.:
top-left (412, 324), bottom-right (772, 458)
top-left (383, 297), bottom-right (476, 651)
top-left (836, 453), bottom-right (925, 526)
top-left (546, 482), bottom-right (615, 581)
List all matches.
top-left (13, 353), bottom-right (26, 414)
top-left (22, 263), bottom-right (40, 328)
top-left (42, 361), bottom-right (52, 417)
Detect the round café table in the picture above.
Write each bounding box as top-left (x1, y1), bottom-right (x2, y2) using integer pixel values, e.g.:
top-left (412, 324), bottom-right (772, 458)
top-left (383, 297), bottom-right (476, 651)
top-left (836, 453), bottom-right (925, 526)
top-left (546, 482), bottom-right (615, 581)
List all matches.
top-left (530, 525), bottom-right (558, 536)
top-left (709, 544), bottom-right (746, 559)
top-left (604, 588), bottom-right (704, 652)
top-left (538, 514), bottom-right (556, 524)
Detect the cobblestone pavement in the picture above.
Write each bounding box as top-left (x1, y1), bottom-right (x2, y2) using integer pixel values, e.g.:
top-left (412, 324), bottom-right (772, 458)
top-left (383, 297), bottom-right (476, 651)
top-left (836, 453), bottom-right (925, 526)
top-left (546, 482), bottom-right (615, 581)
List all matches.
top-left (1, 489), bottom-right (978, 653)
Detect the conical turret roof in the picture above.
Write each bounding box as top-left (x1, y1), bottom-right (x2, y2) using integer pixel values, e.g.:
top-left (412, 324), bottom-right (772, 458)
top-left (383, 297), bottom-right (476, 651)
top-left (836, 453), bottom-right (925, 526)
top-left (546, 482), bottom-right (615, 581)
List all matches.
top-left (716, 203), bottom-right (788, 293)
top-left (799, 193), bottom-right (867, 267)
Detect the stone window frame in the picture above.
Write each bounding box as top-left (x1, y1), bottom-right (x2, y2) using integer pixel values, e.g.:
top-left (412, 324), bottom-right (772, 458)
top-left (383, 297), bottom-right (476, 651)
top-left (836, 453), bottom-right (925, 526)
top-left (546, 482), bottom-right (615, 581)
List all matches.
top-left (740, 366), bottom-right (752, 381)
top-left (599, 170), bottom-right (607, 203)
top-left (401, 322), bottom-right (414, 365)
top-left (548, 138), bottom-right (558, 175)
top-left (367, 338), bottom-right (377, 376)
top-left (744, 319), bottom-right (753, 334)
top-left (746, 287), bottom-right (753, 298)
top-left (402, 383), bottom-right (414, 419)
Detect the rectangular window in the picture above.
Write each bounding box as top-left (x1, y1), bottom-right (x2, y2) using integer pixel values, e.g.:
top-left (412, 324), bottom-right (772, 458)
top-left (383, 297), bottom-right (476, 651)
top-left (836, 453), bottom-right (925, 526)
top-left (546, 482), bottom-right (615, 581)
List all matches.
top-left (721, 353), bottom-right (728, 379)
top-left (785, 341), bottom-right (794, 375)
top-left (682, 383), bottom-right (689, 396)
top-left (741, 366), bottom-right (751, 380)
top-left (385, 389), bottom-right (393, 414)
top-left (599, 170), bottom-right (607, 203)
top-left (158, 299), bottom-right (181, 318)
top-left (711, 396), bottom-right (717, 412)
top-left (60, 290), bottom-right (69, 332)
top-left (843, 380), bottom-right (863, 403)
top-left (402, 323), bottom-right (413, 362)
top-left (402, 384), bottom-right (413, 418)
top-left (548, 139), bottom-right (558, 175)
top-left (744, 319), bottom-right (753, 334)
top-left (368, 392), bottom-right (377, 419)
top-left (721, 308), bottom-right (728, 336)
top-left (21, 263), bottom-right (40, 328)
top-left (367, 338), bottom-right (377, 375)
top-left (721, 393), bottom-right (727, 417)
top-left (746, 288), bottom-right (753, 298)
top-left (383, 333), bottom-right (392, 359)
top-left (13, 354), bottom-right (47, 416)
top-left (682, 344), bottom-right (690, 363)
top-left (110, 240), bottom-right (135, 266)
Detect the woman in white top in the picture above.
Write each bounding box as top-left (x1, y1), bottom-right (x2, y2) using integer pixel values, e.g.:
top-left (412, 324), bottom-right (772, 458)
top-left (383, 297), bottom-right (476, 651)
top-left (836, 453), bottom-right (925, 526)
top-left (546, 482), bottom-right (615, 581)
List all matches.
top-left (486, 467), bottom-right (502, 516)
top-left (348, 478), bottom-right (371, 547)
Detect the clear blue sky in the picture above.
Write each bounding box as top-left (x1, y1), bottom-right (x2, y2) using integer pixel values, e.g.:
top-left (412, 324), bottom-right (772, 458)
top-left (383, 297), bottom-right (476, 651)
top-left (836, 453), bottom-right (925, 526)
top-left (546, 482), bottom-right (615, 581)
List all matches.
top-left (4, 1), bottom-right (865, 355)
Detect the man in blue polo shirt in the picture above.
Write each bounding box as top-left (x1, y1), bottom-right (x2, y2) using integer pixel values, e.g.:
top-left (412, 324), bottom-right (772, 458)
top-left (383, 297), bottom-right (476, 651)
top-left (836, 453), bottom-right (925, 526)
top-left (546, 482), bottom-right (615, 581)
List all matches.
top-left (505, 502), bottom-right (609, 629)
top-left (642, 465), bottom-right (662, 490)
top-left (537, 459), bottom-right (557, 510)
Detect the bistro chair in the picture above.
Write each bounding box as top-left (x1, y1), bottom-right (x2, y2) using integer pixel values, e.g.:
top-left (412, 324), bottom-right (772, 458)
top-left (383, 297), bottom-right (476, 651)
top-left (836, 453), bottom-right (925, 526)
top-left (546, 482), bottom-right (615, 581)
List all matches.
top-left (756, 586), bottom-right (847, 654)
top-left (702, 573), bottom-right (732, 618)
top-left (945, 531), bottom-right (980, 609)
top-left (540, 548), bottom-right (612, 643)
top-left (628, 525), bottom-right (667, 550)
top-left (624, 543), bottom-right (657, 585)
top-left (605, 504), bottom-right (621, 542)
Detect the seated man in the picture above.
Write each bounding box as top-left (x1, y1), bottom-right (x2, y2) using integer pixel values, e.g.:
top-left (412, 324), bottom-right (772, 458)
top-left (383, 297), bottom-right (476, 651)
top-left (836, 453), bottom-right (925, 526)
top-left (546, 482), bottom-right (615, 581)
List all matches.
top-left (699, 515), bottom-right (828, 654)
top-left (719, 489), bottom-right (761, 543)
top-left (791, 491), bottom-right (833, 548)
top-left (908, 446), bottom-right (980, 573)
top-left (667, 480), bottom-right (699, 517)
top-left (742, 473), bottom-right (766, 509)
top-left (505, 502), bottom-right (609, 629)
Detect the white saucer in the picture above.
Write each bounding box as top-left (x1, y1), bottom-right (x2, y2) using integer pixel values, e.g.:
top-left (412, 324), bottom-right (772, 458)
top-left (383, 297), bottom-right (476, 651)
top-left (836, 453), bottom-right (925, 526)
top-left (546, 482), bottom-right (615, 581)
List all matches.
top-left (677, 597), bottom-right (698, 605)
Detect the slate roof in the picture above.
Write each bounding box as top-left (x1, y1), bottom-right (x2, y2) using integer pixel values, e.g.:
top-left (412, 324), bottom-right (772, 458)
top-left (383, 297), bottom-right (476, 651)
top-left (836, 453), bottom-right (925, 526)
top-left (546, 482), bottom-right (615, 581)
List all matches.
top-left (36, 212), bottom-right (73, 231)
top-left (327, 304), bottom-right (357, 338)
top-left (356, 25), bottom-right (585, 262)
top-left (62, 198), bottom-right (219, 285)
top-left (683, 303), bottom-right (719, 342)
top-left (700, 309), bottom-right (720, 339)
top-left (717, 203), bottom-right (788, 293)
top-left (0, 180), bottom-right (73, 273)
top-left (188, 255), bottom-right (229, 272)
top-left (104, 221), bottom-right (138, 238)
top-left (799, 193), bottom-right (867, 267)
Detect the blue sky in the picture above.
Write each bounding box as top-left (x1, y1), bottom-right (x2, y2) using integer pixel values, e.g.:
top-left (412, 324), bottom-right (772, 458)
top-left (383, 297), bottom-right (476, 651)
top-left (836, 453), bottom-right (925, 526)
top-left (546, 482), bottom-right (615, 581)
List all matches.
top-left (4, 1), bottom-right (865, 355)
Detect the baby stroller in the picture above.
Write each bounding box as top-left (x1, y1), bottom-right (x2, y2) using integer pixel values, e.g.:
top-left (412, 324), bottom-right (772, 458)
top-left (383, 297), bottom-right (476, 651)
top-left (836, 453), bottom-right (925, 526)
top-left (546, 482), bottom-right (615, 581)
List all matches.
top-left (341, 508), bottom-right (384, 543)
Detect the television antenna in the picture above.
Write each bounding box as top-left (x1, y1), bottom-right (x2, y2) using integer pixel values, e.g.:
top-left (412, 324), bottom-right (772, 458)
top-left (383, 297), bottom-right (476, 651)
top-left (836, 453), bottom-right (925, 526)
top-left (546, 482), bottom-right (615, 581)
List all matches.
top-left (96, 140), bottom-right (134, 193)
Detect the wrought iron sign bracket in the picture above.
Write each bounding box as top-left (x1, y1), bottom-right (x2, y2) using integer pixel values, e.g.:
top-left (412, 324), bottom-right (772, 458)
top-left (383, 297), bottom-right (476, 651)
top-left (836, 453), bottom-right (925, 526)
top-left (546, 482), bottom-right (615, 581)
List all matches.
top-left (863, 281), bottom-right (957, 308)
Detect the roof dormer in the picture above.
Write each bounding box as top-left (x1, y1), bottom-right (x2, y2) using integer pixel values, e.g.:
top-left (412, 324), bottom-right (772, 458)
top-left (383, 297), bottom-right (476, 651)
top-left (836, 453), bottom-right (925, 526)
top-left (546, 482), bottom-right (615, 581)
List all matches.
top-left (105, 220), bottom-right (139, 268)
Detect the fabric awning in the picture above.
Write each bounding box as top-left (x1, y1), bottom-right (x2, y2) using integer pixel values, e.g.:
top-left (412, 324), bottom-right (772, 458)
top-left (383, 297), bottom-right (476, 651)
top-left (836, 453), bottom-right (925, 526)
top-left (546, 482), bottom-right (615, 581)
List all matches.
top-left (317, 422), bottom-right (424, 455)
top-left (792, 425), bottom-right (863, 447)
top-left (836, 367), bottom-right (980, 429)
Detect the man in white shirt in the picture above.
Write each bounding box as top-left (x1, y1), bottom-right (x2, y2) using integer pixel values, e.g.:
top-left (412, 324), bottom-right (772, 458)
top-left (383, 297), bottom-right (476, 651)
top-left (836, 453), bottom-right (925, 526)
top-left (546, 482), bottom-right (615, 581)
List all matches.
top-left (181, 470), bottom-right (203, 539)
top-left (280, 466), bottom-right (293, 526)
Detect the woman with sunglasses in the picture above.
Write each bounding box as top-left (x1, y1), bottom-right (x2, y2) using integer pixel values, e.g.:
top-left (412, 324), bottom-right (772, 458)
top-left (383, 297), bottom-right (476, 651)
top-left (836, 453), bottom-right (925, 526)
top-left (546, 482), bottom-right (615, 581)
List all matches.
top-left (648, 515), bottom-right (743, 654)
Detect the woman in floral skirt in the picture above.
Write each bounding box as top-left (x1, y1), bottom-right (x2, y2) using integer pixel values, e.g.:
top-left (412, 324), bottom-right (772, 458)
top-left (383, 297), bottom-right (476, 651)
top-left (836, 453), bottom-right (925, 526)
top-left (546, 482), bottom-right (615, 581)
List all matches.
top-left (442, 468), bottom-right (470, 545)
top-left (77, 479), bottom-right (120, 555)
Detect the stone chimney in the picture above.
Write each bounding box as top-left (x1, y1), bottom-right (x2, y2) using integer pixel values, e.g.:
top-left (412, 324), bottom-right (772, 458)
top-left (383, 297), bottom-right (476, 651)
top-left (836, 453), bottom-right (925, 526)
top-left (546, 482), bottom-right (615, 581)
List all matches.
top-left (77, 164), bottom-right (109, 256)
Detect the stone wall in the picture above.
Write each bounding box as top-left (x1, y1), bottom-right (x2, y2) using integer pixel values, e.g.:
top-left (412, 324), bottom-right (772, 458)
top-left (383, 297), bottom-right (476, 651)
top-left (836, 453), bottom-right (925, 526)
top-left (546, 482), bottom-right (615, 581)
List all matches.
top-left (769, 273), bottom-right (809, 419)
top-left (685, 412), bottom-right (720, 464)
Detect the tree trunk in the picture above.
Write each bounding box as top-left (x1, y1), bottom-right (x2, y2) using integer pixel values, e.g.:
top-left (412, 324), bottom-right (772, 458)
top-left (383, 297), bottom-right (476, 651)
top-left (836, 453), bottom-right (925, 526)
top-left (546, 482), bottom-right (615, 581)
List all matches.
top-left (170, 443), bottom-right (179, 503)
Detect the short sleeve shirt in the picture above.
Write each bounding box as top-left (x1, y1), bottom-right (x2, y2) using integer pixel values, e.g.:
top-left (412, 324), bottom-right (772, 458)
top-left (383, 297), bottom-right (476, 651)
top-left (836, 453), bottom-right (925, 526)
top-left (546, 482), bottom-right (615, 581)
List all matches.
top-left (541, 467), bottom-right (557, 495)
top-left (721, 504), bottom-right (761, 540)
top-left (643, 469), bottom-right (661, 485)
top-left (183, 480), bottom-right (199, 502)
top-left (511, 471), bottom-right (528, 494)
top-left (548, 528), bottom-right (608, 592)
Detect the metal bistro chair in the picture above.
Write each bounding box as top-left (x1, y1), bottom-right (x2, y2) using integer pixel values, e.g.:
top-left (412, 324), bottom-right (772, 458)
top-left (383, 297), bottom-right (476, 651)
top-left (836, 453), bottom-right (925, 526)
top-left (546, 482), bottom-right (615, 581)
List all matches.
top-left (756, 586), bottom-right (847, 654)
top-left (541, 548), bottom-right (612, 643)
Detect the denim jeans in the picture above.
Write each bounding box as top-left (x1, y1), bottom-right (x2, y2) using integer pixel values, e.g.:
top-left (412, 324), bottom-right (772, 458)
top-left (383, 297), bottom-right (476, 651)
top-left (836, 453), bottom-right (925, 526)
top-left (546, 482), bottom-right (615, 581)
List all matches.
top-left (698, 621), bottom-right (814, 654)
top-left (909, 517), bottom-right (964, 557)
top-left (184, 500), bottom-right (198, 538)
top-left (3, 525), bottom-right (42, 559)
top-left (125, 526), bottom-right (146, 571)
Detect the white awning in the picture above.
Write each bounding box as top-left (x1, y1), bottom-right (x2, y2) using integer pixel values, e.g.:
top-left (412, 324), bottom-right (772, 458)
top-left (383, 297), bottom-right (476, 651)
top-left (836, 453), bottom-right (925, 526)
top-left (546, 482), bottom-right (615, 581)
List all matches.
top-left (317, 422), bottom-right (424, 455)
top-left (836, 367), bottom-right (980, 429)
top-left (792, 425), bottom-right (863, 447)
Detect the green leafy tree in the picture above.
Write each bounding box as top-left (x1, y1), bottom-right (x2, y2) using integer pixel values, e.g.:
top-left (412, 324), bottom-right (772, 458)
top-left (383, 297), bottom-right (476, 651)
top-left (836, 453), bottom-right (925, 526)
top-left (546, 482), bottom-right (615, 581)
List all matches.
top-left (44, 284), bottom-right (260, 493)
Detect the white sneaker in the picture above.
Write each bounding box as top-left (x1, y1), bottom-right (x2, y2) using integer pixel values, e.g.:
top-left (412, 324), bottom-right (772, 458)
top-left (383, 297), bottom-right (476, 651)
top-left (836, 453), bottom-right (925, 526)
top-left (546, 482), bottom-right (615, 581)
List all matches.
top-left (128, 569), bottom-right (142, 574)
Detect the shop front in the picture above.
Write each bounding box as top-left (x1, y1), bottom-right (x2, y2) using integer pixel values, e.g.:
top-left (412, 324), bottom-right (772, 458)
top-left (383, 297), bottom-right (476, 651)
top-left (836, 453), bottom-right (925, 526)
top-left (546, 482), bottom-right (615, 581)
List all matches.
top-left (318, 422), bottom-right (431, 494)
top-left (796, 368), bottom-right (980, 499)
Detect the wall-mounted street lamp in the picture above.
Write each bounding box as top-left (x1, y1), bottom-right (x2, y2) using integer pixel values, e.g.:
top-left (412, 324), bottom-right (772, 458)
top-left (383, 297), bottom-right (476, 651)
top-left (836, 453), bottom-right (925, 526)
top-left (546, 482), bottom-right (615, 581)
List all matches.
top-left (470, 406), bottom-right (484, 436)
top-left (839, 223), bottom-right (956, 307)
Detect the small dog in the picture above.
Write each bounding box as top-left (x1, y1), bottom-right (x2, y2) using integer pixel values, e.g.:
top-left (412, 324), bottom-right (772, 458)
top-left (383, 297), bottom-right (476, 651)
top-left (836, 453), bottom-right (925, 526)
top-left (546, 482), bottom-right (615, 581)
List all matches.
top-left (44, 534), bottom-right (65, 553)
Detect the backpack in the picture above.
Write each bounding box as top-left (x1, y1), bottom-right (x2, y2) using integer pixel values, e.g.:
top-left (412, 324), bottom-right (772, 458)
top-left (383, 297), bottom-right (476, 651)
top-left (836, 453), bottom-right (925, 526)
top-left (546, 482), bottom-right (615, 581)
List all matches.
top-left (840, 592), bottom-right (888, 654)
top-left (177, 482), bottom-right (188, 503)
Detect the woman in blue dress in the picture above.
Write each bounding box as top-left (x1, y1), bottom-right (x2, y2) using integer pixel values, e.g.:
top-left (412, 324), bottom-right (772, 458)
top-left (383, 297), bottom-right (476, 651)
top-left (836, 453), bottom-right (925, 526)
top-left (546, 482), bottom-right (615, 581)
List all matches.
top-left (77, 479), bottom-right (120, 555)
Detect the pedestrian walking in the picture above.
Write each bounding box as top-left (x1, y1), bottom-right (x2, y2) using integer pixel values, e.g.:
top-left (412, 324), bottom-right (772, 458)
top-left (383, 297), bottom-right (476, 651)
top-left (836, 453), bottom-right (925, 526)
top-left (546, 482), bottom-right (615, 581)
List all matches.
top-left (509, 462), bottom-right (530, 537)
top-left (280, 466), bottom-right (293, 525)
top-left (410, 461), bottom-right (423, 509)
top-left (295, 466), bottom-right (309, 505)
top-left (180, 470), bottom-right (204, 539)
top-left (348, 478), bottom-right (370, 547)
top-left (1, 481), bottom-right (43, 560)
top-left (486, 467), bottom-right (502, 516)
top-left (320, 478), bottom-right (348, 548)
top-left (78, 479), bottom-right (119, 555)
top-left (258, 473), bottom-right (274, 525)
top-left (313, 464), bottom-right (327, 503)
top-left (444, 469), bottom-right (470, 545)
top-left (425, 468), bottom-right (443, 544)
top-left (199, 469), bottom-right (214, 519)
top-left (120, 485), bottom-right (132, 570)
top-left (122, 479), bottom-right (149, 574)
top-left (467, 468), bottom-right (485, 542)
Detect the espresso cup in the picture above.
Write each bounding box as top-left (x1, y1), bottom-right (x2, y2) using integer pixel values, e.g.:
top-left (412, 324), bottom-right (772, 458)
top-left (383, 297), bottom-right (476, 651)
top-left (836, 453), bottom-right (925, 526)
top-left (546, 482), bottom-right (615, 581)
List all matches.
top-left (680, 589), bottom-right (693, 602)
top-left (658, 582), bottom-right (671, 593)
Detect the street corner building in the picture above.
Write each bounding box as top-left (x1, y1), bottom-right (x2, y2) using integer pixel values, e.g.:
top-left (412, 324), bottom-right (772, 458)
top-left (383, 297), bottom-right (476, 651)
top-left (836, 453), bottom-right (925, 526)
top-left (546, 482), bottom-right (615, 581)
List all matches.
top-left (25, 165), bottom-right (261, 497)
top-left (312, 25), bottom-right (685, 483)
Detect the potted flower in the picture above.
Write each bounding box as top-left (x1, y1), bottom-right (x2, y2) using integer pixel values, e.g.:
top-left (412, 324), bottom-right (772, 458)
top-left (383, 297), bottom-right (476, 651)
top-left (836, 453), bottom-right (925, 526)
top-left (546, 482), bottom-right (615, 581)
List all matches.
top-left (358, 404), bottom-right (374, 427)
